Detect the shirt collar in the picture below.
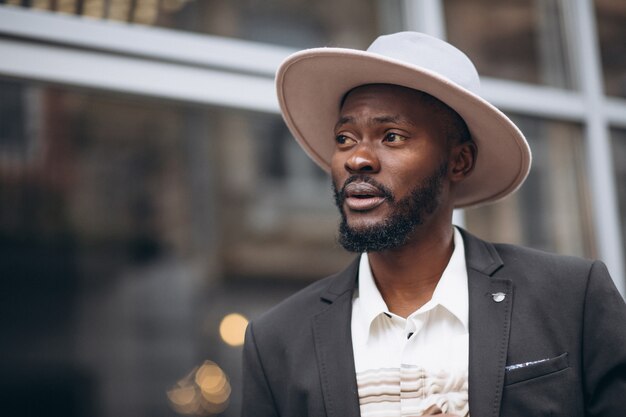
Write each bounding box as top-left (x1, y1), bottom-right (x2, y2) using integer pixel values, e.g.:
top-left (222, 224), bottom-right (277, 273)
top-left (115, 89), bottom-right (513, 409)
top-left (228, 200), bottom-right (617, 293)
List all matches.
top-left (427, 227), bottom-right (468, 330)
top-left (357, 253), bottom-right (389, 333)
top-left (356, 227), bottom-right (469, 334)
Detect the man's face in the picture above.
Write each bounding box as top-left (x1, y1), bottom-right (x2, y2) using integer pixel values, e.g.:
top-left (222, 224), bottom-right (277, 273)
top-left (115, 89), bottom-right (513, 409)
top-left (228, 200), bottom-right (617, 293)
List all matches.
top-left (331, 84), bottom-right (452, 252)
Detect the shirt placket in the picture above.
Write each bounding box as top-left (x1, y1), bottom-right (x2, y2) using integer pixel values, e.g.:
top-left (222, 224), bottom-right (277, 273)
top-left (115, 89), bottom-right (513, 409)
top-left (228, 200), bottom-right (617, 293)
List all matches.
top-left (400, 314), bottom-right (424, 416)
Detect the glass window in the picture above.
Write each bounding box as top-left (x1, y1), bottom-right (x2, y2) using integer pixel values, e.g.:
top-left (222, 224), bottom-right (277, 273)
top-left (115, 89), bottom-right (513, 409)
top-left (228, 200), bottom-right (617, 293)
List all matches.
top-left (443, 0), bottom-right (574, 89)
top-left (215, 108), bottom-right (353, 280)
top-left (612, 128), bottom-right (626, 263)
top-left (465, 115), bottom-right (595, 259)
top-left (0, 77), bottom-right (351, 417)
top-left (2, 0), bottom-right (402, 49)
top-left (594, 0), bottom-right (626, 98)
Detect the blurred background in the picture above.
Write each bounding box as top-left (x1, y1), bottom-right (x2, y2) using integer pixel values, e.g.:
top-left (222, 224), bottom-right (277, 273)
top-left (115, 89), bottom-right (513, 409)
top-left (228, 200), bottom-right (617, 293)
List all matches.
top-left (0, 0), bottom-right (624, 416)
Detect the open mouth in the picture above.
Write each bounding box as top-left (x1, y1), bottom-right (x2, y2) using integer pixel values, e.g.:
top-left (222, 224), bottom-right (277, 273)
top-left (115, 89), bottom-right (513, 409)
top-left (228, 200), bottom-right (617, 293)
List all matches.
top-left (343, 182), bottom-right (388, 211)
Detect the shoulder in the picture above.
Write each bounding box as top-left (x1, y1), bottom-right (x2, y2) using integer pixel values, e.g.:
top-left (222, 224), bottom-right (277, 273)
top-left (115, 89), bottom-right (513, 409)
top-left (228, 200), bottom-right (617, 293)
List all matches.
top-left (461, 228), bottom-right (602, 294)
top-left (460, 227), bottom-right (594, 276)
top-left (493, 242), bottom-right (594, 274)
top-left (488, 242), bottom-right (617, 305)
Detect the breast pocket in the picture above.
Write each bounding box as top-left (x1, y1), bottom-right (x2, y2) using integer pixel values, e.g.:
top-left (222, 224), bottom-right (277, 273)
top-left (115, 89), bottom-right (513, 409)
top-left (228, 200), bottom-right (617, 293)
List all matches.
top-left (501, 352), bottom-right (582, 417)
top-left (504, 352), bottom-right (569, 386)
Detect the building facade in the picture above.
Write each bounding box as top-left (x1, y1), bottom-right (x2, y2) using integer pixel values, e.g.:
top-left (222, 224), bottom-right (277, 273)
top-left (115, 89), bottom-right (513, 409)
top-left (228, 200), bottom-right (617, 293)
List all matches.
top-left (0, 1), bottom-right (625, 416)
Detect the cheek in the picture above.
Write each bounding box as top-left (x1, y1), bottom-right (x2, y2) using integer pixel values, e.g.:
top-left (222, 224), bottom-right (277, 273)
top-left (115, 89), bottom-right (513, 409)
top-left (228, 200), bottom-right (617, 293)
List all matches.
top-left (379, 153), bottom-right (419, 178)
top-left (380, 157), bottom-right (435, 196)
top-left (382, 143), bottom-right (446, 173)
top-left (330, 152), bottom-right (346, 181)
top-left (330, 149), bottom-right (343, 167)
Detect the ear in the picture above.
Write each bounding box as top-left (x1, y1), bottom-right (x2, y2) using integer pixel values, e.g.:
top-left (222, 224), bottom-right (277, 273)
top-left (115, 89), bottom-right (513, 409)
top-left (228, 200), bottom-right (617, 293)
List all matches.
top-left (449, 142), bottom-right (477, 183)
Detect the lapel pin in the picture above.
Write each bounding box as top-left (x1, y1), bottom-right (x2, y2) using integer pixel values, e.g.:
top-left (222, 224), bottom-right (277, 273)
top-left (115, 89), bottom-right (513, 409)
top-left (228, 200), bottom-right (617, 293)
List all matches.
top-left (492, 292), bottom-right (506, 303)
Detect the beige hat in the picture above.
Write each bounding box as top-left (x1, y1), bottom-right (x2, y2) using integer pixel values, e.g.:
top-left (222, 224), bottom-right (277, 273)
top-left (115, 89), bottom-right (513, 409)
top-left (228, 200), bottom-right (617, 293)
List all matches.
top-left (276, 32), bottom-right (531, 208)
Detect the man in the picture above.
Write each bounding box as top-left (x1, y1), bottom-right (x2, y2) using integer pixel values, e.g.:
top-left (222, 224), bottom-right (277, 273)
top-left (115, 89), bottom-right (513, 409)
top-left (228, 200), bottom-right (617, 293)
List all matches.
top-left (241, 32), bottom-right (626, 417)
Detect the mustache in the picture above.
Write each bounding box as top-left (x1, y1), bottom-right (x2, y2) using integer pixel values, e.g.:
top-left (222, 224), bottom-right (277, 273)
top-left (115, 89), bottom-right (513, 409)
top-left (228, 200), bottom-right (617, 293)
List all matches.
top-left (334, 175), bottom-right (394, 205)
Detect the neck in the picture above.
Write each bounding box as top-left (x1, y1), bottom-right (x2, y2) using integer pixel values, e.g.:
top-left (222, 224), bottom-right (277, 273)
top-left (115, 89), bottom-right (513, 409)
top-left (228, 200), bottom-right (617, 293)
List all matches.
top-left (367, 220), bottom-right (456, 318)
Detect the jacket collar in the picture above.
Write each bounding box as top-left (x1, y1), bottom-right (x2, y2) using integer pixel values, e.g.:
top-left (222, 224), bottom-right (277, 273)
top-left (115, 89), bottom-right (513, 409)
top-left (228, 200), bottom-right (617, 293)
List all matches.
top-left (460, 227), bottom-right (504, 275)
top-left (320, 256), bottom-right (360, 303)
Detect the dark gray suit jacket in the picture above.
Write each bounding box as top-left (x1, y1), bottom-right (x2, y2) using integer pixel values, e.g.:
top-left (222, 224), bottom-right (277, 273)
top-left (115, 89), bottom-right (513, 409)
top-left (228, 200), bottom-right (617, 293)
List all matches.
top-left (241, 229), bottom-right (626, 417)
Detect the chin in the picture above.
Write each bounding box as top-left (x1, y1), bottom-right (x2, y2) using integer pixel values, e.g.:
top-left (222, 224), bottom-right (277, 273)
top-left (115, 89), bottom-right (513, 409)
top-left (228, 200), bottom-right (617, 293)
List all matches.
top-left (344, 213), bottom-right (388, 231)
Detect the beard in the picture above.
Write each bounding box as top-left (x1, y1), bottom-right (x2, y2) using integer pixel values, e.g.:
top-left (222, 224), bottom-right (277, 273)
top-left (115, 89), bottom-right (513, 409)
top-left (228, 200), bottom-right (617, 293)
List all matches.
top-left (333, 162), bottom-right (447, 253)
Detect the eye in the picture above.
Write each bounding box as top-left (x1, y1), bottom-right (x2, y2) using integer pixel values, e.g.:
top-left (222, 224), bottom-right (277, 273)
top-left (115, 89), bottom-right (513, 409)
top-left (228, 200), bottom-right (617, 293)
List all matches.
top-left (383, 132), bottom-right (407, 143)
top-left (335, 134), bottom-right (356, 147)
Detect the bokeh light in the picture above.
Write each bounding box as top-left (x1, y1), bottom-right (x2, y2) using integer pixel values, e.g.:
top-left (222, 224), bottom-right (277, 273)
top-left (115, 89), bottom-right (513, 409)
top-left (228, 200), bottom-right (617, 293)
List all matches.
top-left (167, 361), bottom-right (232, 416)
top-left (219, 313), bottom-right (248, 347)
top-left (166, 383), bottom-right (201, 415)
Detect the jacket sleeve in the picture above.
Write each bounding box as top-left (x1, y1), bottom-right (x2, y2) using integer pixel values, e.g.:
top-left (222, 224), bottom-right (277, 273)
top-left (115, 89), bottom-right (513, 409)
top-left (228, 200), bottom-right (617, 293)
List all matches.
top-left (583, 260), bottom-right (626, 417)
top-left (241, 322), bottom-right (279, 417)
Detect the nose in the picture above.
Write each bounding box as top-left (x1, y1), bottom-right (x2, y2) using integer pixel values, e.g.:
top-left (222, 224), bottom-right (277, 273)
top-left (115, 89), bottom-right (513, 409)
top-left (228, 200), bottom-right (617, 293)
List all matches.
top-left (344, 144), bottom-right (381, 173)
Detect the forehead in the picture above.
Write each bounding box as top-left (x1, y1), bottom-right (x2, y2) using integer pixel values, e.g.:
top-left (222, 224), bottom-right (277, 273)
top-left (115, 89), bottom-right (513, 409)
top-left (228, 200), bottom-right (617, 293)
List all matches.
top-left (339, 84), bottom-right (438, 124)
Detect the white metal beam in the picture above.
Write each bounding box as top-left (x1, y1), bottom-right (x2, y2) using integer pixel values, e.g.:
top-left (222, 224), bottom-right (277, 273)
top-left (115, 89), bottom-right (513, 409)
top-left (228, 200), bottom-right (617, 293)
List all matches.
top-left (2, 4), bottom-right (618, 124)
top-left (481, 78), bottom-right (586, 121)
top-left (571, 0), bottom-right (625, 295)
top-left (0, 37), bottom-right (279, 113)
top-left (401, 0), bottom-right (446, 39)
top-left (606, 98), bottom-right (626, 128)
top-left (0, 5), bottom-right (291, 76)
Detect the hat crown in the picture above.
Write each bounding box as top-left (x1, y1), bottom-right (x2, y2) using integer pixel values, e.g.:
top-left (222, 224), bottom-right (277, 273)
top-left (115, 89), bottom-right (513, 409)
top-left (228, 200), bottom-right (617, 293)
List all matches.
top-left (367, 32), bottom-right (481, 94)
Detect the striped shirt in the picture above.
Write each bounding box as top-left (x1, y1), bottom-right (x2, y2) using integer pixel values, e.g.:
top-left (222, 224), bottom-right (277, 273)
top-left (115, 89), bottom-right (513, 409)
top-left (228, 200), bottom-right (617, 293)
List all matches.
top-left (351, 227), bottom-right (469, 417)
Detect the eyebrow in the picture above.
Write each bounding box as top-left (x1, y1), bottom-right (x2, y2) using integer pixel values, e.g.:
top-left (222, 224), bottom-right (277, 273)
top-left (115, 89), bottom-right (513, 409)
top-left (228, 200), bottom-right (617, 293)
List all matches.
top-left (334, 114), bottom-right (414, 130)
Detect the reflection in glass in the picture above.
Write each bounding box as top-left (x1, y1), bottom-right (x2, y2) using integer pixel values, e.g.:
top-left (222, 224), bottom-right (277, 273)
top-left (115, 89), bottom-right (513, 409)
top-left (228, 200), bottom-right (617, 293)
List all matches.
top-left (0, 77), bottom-right (221, 416)
top-left (465, 116), bottom-right (595, 259)
top-left (594, 0), bottom-right (626, 98)
top-left (443, 0), bottom-right (574, 89)
top-left (0, 77), bottom-right (322, 417)
top-left (217, 110), bottom-right (353, 280)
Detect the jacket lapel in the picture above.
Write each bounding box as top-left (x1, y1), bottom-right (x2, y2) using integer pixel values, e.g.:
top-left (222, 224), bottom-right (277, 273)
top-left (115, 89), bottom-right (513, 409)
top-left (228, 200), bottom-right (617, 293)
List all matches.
top-left (461, 230), bottom-right (513, 417)
top-left (312, 258), bottom-right (362, 417)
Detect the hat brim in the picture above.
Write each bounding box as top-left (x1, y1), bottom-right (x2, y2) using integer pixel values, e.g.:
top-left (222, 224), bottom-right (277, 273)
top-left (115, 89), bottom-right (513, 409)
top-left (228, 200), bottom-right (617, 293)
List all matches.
top-left (276, 48), bottom-right (532, 208)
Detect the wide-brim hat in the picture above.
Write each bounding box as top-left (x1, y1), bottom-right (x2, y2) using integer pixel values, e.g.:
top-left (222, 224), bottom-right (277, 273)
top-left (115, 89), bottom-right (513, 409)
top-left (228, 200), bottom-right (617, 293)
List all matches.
top-left (276, 32), bottom-right (532, 208)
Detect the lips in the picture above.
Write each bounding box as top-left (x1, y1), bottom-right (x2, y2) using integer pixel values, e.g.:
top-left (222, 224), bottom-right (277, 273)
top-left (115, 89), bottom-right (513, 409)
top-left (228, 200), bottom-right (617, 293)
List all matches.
top-left (343, 182), bottom-right (388, 211)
